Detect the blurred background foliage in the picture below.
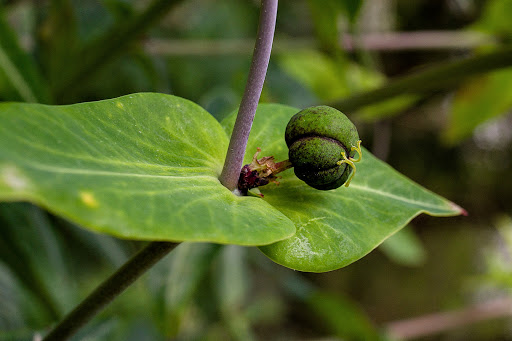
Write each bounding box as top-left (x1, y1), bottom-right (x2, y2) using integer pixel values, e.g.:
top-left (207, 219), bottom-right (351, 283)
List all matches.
top-left (1, 0), bottom-right (512, 340)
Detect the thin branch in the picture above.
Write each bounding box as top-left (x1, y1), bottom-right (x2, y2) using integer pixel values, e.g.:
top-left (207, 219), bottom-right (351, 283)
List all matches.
top-left (144, 37), bottom-right (295, 56)
top-left (386, 296), bottom-right (512, 340)
top-left (142, 31), bottom-right (495, 56)
top-left (42, 242), bottom-right (178, 341)
top-left (219, 0), bottom-right (278, 191)
top-left (342, 31), bottom-right (496, 51)
top-left (329, 47), bottom-right (512, 112)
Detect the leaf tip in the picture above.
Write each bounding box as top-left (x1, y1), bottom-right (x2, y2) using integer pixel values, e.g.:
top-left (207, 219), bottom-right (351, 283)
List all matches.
top-left (450, 201), bottom-right (468, 216)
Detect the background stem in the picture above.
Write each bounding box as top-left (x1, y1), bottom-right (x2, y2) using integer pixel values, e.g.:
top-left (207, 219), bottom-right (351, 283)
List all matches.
top-left (42, 242), bottom-right (178, 341)
top-left (219, 0), bottom-right (278, 191)
top-left (142, 31), bottom-right (494, 56)
top-left (329, 47), bottom-right (512, 112)
top-left (386, 296), bottom-right (512, 340)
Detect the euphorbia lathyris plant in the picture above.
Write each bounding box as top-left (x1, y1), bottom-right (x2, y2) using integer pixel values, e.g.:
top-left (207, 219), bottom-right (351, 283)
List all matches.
top-left (0, 95), bottom-right (462, 267)
top-left (0, 0), bottom-right (465, 339)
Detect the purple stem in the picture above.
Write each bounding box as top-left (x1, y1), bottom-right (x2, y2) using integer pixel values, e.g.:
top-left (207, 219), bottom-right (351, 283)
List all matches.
top-left (219, 0), bottom-right (278, 191)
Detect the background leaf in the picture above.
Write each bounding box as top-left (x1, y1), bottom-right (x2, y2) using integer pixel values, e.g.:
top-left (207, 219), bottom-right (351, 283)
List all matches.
top-left (214, 245), bottom-right (255, 341)
top-left (307, 291), bottom-right (381, 341)
top-left (0, 93), bottom-right (295, 245)
top-left (35, 0), bottom-right (78, 99)
top-left (278, 50), bottom-right (418, 120)
top-left (340, 0), bottom-right (364, 24)
top-left (156, 243), bottom-right (222, 336)
top-left (306, 0), bottom-right (342, 50)
top-left (0, 204), bottom-right (69, 322)
top-left (222, 104), bottom-right (464, 272)
top-left (0, 9), bottom-right (50, 103)
top-left (443, 68), bottom-right (512, 144)
top-left (379, 226), bottom-right (427, 267)
top-left (278, 50), bottom-right (367, 101)
top-left (471, 0), bottom-right (512, 36)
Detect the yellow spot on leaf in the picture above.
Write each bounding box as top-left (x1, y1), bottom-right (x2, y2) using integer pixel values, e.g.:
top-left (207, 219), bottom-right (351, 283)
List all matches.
top-left (116, 102), bottom-right (124, 109)
top-left (80, 191), bottom-right (99, 208)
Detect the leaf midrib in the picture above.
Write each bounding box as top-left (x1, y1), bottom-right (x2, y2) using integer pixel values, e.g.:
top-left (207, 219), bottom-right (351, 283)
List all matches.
top-left (348, 183), bottom-right (451, 212)
top-left (20, 161), bottom-right (217, 179)
top-left (267, 177), bottom-right (452, 212)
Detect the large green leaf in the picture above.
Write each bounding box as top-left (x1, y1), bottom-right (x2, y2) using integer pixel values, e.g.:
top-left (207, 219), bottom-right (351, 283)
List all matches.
top-left (0, 93), bottom-right (295, 245)
top-left (222, 104), bottom-right (464, 272)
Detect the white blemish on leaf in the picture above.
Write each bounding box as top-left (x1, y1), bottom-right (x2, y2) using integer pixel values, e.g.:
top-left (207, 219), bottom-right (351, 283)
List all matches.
top-left (283, 217), bottom-right (329, 261)
top-left (1, 165), bottom-right (29, 191)
top-left (285, 234), bottom-right (326, 261)
top-left (80, 191), bottom-right (99, 208)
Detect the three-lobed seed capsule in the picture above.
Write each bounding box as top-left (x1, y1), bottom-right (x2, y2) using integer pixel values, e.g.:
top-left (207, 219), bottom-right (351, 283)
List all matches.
top-left (285, 106), bottom-right (361, 190)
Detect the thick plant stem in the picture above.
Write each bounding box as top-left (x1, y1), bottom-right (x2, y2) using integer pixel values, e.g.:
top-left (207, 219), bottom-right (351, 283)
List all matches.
top-left (42, 242), bottom-right (178, 341)
top-left (219, 0), bottom-right (278, 191)
top-left (54, 0), bottom-right (183, 99)
top-left (330, 47), bottom-right (512, 112)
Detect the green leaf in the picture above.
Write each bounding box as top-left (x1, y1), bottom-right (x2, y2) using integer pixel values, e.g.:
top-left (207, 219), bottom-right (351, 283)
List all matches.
top-left (215, 245), bottom-right (255, 341)
top-left (0, 93), bottom-right (295, 245)
top-left (471, 0), bottom-right (512, 36)
top-left (0, 262), bottom-right (27, 331)
top-left (379, 226), bottom-right (427, 267)
top-left (278, 50), bottom-right (418, 121)
top-left (161, 243), bottom-right (222, 336)
top-left (0, 203), bottom-right (69, 321)
top-left (222, 104), bottom-right (464, 272)
top-left (278, 51), bottom-right (353, 101)
top-left (38, 0), bottom-right (78, 83)
top-left (307, 291), bottom-right (381, 341)
top-left (356, 95), bottom-right (419, 121)
top-left (443, 68), bottom-right (512, 144)
top-left (340, 0), bottom-right (364, 24)
top-left (306, 0), bottom-right (342, 50)
top-left (306, 0), bottom-right (362, 47)
top-left (0, 10), bottom-right (50, 103)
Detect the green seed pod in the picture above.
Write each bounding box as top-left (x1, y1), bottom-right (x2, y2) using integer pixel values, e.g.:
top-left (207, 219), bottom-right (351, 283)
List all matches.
top-left (285, 106), bottom-right (362, 190)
